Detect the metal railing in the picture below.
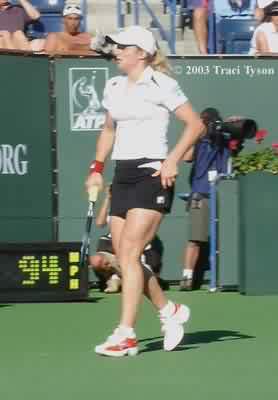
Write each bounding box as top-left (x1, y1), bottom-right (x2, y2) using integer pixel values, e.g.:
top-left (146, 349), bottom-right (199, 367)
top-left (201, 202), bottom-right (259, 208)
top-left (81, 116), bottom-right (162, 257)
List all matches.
top-left (116, 0), bottom-right (177, 54)
top-left (209, 166), bottom-right (234, 292)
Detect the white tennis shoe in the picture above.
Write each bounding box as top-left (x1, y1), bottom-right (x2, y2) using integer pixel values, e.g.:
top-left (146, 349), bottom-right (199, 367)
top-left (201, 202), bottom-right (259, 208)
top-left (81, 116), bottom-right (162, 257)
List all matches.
top-left (95, 327), bottom-right (139, 357)
top-left (160, 304), bottom-right (191, 351)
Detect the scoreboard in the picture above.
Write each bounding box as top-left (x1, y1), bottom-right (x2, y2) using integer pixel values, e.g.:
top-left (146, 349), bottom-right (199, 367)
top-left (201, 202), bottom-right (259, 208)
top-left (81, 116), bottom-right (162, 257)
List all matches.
top-left (0, 242), bottom-right (88, 302)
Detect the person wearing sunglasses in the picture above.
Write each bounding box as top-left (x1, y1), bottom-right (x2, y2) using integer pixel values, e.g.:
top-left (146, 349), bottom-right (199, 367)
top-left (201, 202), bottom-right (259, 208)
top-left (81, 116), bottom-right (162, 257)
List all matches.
top-left (44, 4), bottom-right (96, 55)
top-left (86, 25), bottom-right (204, 357)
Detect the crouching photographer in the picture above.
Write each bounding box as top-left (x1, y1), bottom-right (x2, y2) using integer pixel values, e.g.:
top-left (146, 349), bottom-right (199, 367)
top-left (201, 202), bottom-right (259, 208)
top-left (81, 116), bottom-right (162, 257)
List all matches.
top-left (89, 185), bottom-right (168, 293)
top-left (91, 233), bottom-right (167, 293)
top-left (180, 107), bottom-right (257, 290)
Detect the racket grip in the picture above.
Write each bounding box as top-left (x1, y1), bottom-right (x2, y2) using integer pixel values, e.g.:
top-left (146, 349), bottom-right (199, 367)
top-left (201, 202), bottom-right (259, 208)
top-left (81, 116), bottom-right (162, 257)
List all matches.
top-left (89, 186), bottom-right (99, 202)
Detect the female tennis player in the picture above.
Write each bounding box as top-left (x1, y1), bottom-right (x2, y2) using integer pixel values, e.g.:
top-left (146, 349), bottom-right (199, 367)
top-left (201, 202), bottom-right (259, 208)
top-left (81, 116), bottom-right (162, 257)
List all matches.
top-left (86, 25), bottom-right (204, 357)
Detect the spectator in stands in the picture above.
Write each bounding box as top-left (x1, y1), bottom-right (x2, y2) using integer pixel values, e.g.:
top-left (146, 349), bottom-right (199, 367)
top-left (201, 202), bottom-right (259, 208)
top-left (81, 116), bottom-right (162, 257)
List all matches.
top-left (44, 3), bottom-right (95, 55)
top-left (187, 0), bottom-right (268, 55)
top-left (187, 0), bottom-right (213, 54)
top-left (0, 0), bottom-right (40, 50)
top-left (214, 0), bottom-right (258, 18)
top-left (228, 0), bottom-right (256, 12)
top-left (250, 1), bottom-right (278, 53)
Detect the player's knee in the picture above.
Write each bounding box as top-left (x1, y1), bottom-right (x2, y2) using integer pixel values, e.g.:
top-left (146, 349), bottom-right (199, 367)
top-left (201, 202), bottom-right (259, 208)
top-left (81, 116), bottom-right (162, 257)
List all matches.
top-left (118, 238), bottom-right (142, 267)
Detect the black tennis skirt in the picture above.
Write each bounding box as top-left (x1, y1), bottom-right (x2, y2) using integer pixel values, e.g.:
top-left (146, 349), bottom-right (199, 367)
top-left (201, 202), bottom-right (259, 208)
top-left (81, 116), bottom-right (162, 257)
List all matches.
top-left (110, 158), bottom-right (174, 219)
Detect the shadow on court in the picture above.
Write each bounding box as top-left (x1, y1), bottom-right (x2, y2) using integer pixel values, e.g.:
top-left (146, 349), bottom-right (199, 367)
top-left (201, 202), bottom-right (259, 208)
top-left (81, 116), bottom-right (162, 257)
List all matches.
top-left (0, 298), bottom-right (104, 306)
top-left (86, 297), bottom-right (104, 303)
top-left (139, 330), bottom-right (255, 353)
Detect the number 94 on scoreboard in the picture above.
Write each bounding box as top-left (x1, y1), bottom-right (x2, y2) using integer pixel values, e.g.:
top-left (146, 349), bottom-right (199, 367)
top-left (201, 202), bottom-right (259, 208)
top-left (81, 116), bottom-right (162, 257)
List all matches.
top-left (0, 242), bottom-right (88, 302)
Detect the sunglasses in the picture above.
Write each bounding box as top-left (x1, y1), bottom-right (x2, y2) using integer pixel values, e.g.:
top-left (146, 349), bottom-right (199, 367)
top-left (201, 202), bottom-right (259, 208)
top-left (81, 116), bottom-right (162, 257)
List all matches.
top-left (114, 44), bottom-right (137, 50)
top-left (65, 5), bottom-right (81, 11)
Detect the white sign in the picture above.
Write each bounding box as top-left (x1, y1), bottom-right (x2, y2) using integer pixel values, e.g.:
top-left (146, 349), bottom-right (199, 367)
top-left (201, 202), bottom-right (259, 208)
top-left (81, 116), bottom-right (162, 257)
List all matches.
top-left (69, 67), bottom-right (109, 132)
top-left (0, 144), bottom-right (28, 175)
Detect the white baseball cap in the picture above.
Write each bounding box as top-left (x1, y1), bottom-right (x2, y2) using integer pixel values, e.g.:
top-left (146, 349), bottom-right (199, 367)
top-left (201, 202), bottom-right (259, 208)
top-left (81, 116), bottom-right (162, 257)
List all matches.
top-left (63, 4), bottom-right (82, 17)
top-left (257, 0), bottom-right (273, 7)
top-left (105, 25), bottom-right (157, 56)
top-left (266, 1), bottom-right (278, 14)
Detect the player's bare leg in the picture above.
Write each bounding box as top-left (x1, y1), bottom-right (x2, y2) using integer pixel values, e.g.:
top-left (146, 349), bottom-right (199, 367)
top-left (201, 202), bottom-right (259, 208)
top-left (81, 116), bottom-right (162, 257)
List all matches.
top-left (95, 210), bottom-right (190, 356)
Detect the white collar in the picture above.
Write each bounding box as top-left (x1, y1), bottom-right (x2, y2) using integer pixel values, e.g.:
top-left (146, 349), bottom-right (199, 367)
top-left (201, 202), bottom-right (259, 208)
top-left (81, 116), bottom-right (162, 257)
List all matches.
top-left (135, 66), bottom-right (155, 85)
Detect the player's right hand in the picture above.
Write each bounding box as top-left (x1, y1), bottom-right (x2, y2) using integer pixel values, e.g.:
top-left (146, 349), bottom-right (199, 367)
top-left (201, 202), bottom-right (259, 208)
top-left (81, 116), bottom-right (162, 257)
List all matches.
top-left (85, 172), bottom-right (104, 194)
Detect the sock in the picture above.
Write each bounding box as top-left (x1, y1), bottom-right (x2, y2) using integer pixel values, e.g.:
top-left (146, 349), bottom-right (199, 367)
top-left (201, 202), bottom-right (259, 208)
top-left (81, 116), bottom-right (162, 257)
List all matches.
top-left (118, 325), bottom-right (136, 338)
top-left (159, 301), bottom-right (176, 318)
top-left (182, 269), bottom-right (193, 279)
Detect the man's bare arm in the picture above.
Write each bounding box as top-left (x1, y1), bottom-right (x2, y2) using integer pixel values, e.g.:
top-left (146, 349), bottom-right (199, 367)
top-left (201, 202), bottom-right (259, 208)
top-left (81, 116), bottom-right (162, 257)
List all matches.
top-left (44, 33), bottom-right (59, 54)
top-left (19, 0), bottom-right (40, 20)
top-left (256, 31), bottom-right (271, 53)
top-left (182, 146), bottom-right (195, 162)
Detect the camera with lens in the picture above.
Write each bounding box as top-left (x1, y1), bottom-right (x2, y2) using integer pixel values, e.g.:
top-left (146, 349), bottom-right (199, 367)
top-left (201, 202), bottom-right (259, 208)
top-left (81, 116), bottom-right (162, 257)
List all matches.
top-left (90, 31), bottom-right (115, 60)
top-left (201, 107), bottom-right (258, 153)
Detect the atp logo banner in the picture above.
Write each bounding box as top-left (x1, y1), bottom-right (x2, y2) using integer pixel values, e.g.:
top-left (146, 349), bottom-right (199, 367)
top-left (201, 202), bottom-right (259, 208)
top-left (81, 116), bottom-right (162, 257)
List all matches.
top-left (69, 67), bottom-right (109, 132)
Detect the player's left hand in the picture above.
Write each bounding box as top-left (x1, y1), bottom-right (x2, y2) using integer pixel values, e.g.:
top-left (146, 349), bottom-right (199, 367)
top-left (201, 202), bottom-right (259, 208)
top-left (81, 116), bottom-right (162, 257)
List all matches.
top-left (152, 159), bottom-right (178, 189)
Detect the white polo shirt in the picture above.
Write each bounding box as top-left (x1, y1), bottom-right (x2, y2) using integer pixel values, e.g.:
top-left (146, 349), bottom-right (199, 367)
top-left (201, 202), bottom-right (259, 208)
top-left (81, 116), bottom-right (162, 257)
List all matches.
top-left (249, 22), bottom-right (278, 54)
top-left (102, 66), bottom-right (188, 160)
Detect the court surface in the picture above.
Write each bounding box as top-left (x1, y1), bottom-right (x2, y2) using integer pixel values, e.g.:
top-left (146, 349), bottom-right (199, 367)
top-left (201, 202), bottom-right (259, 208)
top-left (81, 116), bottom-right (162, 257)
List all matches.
top-left (0, 289), bottom-right (277, 399)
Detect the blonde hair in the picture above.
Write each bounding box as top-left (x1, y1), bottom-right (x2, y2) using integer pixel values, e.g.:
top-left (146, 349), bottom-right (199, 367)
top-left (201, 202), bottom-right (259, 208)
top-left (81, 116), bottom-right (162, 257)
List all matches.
top-left (147, 49), bottom-right (172, 75)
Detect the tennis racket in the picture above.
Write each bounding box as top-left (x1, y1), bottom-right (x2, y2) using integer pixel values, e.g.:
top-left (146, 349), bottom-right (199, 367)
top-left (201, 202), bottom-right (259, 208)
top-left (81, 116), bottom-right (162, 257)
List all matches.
top-left (80, 186), bottom-right (99, 268)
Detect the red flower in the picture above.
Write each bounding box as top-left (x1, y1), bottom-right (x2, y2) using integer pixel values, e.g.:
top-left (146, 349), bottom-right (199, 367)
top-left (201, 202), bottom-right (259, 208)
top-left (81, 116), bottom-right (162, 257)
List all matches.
top-left (255, 129), bottom-right (268, 143)
top-left (228, 139), bottom-right (239, 150)
top-left (272, 143), bottom-right (278, 149)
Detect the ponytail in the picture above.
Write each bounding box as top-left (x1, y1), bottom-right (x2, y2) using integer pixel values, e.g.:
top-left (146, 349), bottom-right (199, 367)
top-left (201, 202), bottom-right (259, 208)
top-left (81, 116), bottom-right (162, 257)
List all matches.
top-left (148, 49), bottom-right (172, 75)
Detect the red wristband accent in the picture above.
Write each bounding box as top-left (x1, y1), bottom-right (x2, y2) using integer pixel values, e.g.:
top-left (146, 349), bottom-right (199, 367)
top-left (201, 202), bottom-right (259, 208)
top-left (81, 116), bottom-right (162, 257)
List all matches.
top-left (89, 160), bottom-right (104, 174)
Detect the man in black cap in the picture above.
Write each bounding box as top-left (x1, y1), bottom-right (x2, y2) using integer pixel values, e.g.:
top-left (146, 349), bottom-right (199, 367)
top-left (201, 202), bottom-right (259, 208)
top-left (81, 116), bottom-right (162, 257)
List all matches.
top-left (179, 108), bottom-right (231, 291)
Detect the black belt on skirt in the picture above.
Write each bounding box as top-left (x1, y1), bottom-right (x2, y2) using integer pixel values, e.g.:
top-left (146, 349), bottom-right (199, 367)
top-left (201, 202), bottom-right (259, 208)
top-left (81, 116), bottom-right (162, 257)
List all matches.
top-left (114, 158), bottom-right (164, 183)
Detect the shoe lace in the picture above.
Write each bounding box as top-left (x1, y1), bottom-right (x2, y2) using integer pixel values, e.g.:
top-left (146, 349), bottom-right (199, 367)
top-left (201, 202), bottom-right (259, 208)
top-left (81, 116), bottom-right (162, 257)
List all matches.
top-left (106, 327), bottom-right (124, 345)
top-left (159, 315), bottom-right (176, 334)
top-left (106, 327), bottom-right (133, 345)
top-left (159, 305), bottom-right (179, 334)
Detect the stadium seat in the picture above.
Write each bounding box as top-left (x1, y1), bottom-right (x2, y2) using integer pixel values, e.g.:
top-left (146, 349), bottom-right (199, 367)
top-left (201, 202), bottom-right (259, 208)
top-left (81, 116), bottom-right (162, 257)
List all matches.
top-left (216, 18), bottom-right (257, 54)
top-left (32, 0), bottom-right (65, 13)
top-left (220, 31), bottom-right (254, 54)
